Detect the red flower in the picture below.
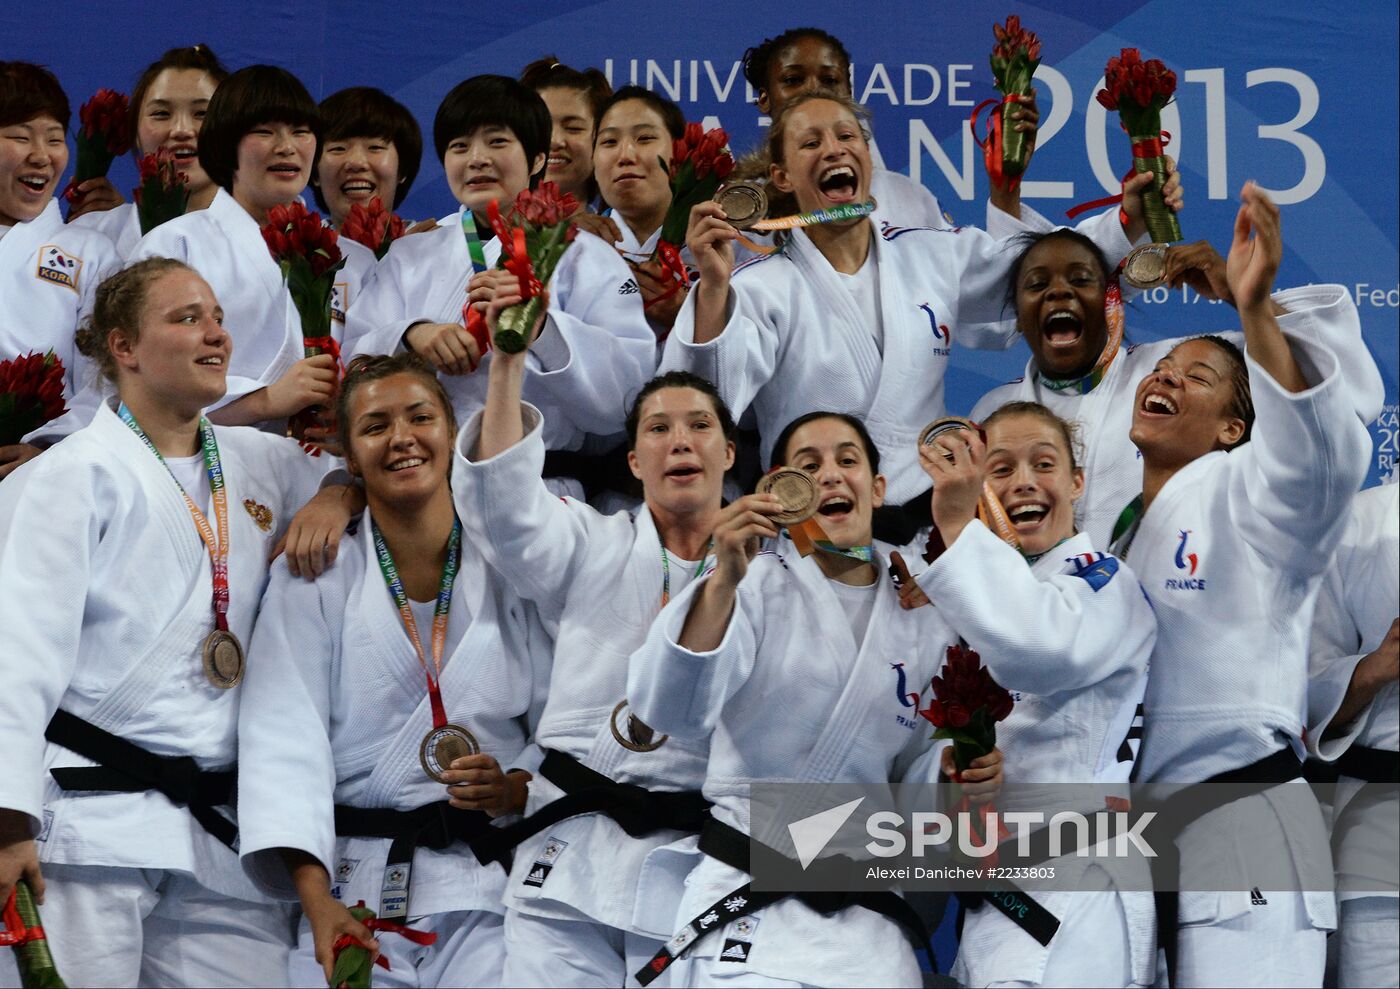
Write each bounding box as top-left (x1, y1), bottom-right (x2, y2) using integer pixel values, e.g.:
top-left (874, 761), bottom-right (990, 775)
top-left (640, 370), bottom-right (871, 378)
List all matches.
top-left (78, 89), bottom-right (132, 156)
top-left (262, 201), bottom-right (344, 277)
top-left (944, 702), bottom-right (972, 729)
top-left (918, 699), bottom-right (947, 728)
top-left (0, 351), bottom-right (67, 447)
top-left (506, 182), bottom-right (580, 229)
top-left (1096, 47), bottom-right (1178, 116)
top-left (342, 197), bottom-right (408, 259)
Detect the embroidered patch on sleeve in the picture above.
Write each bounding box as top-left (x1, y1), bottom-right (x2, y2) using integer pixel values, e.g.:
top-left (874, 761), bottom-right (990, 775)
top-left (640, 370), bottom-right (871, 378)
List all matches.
top-left (37, 245), bottom-right (82, 292)
top-left (1066, 553), bottom-right (1119, 592)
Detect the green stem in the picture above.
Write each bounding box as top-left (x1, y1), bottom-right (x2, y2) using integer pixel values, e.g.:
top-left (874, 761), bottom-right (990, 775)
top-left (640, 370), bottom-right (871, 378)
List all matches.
top-left (1131, 147), bottom-right (1183, 243)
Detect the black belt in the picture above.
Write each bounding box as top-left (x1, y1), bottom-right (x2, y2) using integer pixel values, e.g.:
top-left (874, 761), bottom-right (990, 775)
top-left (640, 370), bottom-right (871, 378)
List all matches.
top-left (952, 797), bottom-right (1150, 948)
top-left (334, 801), bottom-right (507, 870)
top-left (636, 818), bottom-right (933, 985)
top-left (335, 800), bottom-right (508, 921)
top-left (490, 749), bottom-right (711, 853)
top-left (45, 709), bottom-right (238, 849)
top-left (1336, 745), bottom-right (1400, 785)
top-left (1149, 747), bottom-right (1303, 987)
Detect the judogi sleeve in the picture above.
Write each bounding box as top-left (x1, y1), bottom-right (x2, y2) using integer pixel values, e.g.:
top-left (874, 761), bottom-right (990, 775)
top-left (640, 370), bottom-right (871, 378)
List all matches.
top-left (1271, 286), bottom-right (1385, 423)
top-left (985, 201), bottom-right (1138, 265)
top-left (917, 520), bottom-right (1156, 695)
top-left (0, 457), bottom-right (106, 830)
top-left (1230, 303), bottom-right (1373, 575)
top-left (627, 564), bottom-right (769, 740)
top-left (523, 232), bottom-right (656, 436)
top-left (451, 403), bottom-right (595, 619)
top-left (659, 259), bottom-right (789, 424)
top-left (1306, 528), bottom-right (1369, 760)
top-left (237, 560), bottom-right (343, 898)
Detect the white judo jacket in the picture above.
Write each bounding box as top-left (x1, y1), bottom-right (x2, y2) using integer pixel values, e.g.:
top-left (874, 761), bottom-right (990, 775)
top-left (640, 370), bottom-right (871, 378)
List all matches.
top-left (1123, 319), bottom-right (1374, 929)
top-left (918, 524), bottom-right (1158, 985)
top-left (349, 208), bottom-right (655, 451)
top-left (971, 286), bottom-right (1386, 547)
top-left (1307, 480), bottom-right (1399, 902)
top-left (628, 544), bottom-right (958, 987)
top-left (0, 199), bottom-right (120, 401)
top-left (451, 404), bottom-right (712, 938)
top-left (69, 200), bottom-right (140, 258)
top-left (0, 400), bottom-right (328, 899)
top-left (236, 511), bottom-right (549, 917)
top-left (660, 210), bottom-right (1133, 506)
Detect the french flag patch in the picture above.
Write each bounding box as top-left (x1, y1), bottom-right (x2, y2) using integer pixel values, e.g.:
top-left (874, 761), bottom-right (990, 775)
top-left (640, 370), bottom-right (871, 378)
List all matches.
top-left (1066, 552), bottom-right (1118, 592)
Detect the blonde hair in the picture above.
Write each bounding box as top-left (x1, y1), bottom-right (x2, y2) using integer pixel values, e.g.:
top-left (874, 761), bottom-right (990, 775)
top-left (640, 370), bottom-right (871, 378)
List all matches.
top-left (75, 258), bottom-right (194, 382)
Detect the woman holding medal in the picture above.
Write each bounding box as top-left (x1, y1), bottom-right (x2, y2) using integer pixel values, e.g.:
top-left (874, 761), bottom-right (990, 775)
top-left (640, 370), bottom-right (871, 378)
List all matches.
top-left (237, 352), bottom-right (548, 988)
top-left (625, 410), bottom-right (1001, 988)
top-left (66, 44), bottom-right (230, 258)
top-left (970, 230), bottom-right (1385, 547)
top-left (0, 257), bottom-right (341, 988)
top-left (451, 283), bottom-right (777, 986)
top-left (1113, 185), bottom-right (1375, 987)
top-left (908, 405), bottom-right (1157, 988)
top-left (662, 91), bottom-right (1153, 537)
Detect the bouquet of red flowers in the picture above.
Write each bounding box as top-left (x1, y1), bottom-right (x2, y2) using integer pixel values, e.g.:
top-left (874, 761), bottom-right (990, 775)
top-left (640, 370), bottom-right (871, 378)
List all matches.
top-left (2, 882), bottom-right (65, 988)
top-left (919, 643), bottom-right (1013, 772)
top-left (658, 124), bottom-right (735, 252)
top-left (985, 15), bottom-right (1042, 188)
top-left (482, 183), bottom-right (580, 353)
top-left (133, 149), bottom-right (189, 236)
top-left (341, 197), bottom-right (407, 260)
top-left (0, 351), bottom-right (67, 448)
top-left (1096, 48), bottom-right (1182, 242)
top-left (261, 202), bottom-right (346, 359)
top-left (329, 901), bottom-right (436, 989)
top-left (65, 89), bottom-right (131, 202)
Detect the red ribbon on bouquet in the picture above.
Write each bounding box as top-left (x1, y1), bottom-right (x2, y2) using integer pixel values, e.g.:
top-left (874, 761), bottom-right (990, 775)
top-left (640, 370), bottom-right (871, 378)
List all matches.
top-left (1064, 130), bottom-right (1171, 221)
top-left (0, 892), bottom-right (46, 947)
top-left (969, 94), bottom-right (1030, 192)
top-left (331, 916), bottom-right (438, 973)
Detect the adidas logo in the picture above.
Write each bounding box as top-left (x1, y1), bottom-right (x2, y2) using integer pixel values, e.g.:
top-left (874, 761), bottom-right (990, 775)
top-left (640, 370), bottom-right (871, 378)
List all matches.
top-left (719, 940), bottom-right (749, 962)
top-left (1250, 887), bottom-right (1268, 906)
top-left (528, 868), bottom-right (545, 881)
top-left (619, 278), bottom-right (640, 295)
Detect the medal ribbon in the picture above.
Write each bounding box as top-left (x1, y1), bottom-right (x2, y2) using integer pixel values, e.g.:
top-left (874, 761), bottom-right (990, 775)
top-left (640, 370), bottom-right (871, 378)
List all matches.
top-left (372, 519), bottom-right (462, 728)
top-left (736, 199), bottom-right (878, 256)
top-left (1038, 271), bottom-right (1126, 396)
top-left (460, 208), bottom-right (493, 356)
top-left (660, 539), bottom-right (713, 607)
top-left (118, 403), bottom-right (231, 632)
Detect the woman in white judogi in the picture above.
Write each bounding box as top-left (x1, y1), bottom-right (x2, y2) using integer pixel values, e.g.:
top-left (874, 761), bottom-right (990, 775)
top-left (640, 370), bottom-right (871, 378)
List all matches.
top-left (0, 258), bottom-right (335, 988)
top-left (1110, 185), bottom-right (1375, 988)
top-left (348, 74), bottom-right (653, 463)
top-left (660, 92), bottom-right (1146, 514)
top-left (450, 285), bottom-right (757, 985)
top-left (66, 45), bottom-right (230, 258)
top-left (912, 403), bottom-right (1157, 987)
top-left (0, 62), bottom-right (121, 479)
top-left (971, 233), bottom-right (1386, 547)
top-left (237, 353), bottom-right (548, 987)
top-left (627, 411), bottom-right (999, 988)
top-left (1306, 480), bottom-right (1399, 989)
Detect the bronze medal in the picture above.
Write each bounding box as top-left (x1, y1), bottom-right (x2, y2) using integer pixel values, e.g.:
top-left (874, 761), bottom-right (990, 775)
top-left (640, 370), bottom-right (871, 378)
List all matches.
top-left (756, 467), bottom-right (820, 526)
top-left (919, 417), bottom-right (981, 462)
top-left (419, 723), bottom-right (480, 784)
top-left (1121, 243), bottom-right (1170, 290)
top-left (201, 629), bottom-right (245, 689)
top-left (714, 181), bottom-right (768, 231)
top-left (610, 699), bottom-right (668, 752)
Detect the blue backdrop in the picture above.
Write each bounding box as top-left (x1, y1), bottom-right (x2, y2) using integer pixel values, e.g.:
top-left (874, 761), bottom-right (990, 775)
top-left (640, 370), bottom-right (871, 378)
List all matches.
top-left (6, 0), bottom-right (1397, 482)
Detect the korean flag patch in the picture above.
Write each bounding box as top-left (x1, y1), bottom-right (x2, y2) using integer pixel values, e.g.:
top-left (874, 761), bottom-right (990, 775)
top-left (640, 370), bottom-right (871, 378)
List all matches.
top-left (37, 245), bottom-right (82, 292)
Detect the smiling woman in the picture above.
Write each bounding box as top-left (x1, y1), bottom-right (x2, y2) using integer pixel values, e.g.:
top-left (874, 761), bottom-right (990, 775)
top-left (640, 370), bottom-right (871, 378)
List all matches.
top-left (0, 255), bottom-right (340, 987)
top-left (311, 87), bottom-right (422, 230)
top-left (0, 61), bottom-right (121, 479)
